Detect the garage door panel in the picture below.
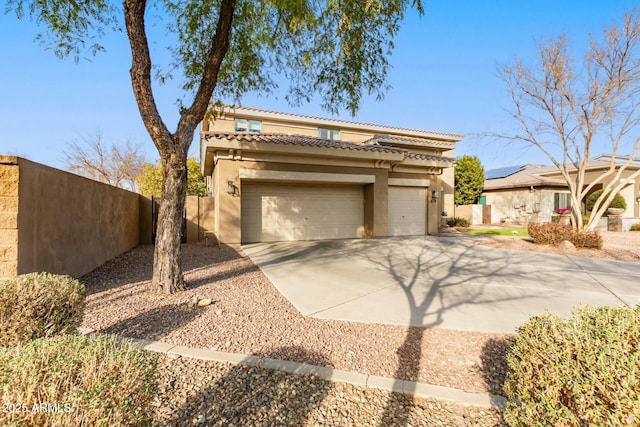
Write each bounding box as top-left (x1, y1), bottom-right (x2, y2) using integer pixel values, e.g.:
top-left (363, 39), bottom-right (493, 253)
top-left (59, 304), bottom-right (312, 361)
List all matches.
top-left (388, 186), bottom-right (426, 236)
top-left (241, 183), bottom-right (364, 243)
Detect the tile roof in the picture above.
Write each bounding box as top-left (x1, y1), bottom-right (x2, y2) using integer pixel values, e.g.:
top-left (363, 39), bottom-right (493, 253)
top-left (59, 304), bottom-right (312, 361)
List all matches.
top-left (203, 132), bottom-right (455, 164)
top-left (217, 105), bottom-right (464, 141)
top-left (483, 164), bottom-right (566, 190)
top-left (406, 152), bottom-right (455, 162)
top-left (365, 134), bottom-right (456, 149)
top-left (203, 132), bottom-right (404, 154)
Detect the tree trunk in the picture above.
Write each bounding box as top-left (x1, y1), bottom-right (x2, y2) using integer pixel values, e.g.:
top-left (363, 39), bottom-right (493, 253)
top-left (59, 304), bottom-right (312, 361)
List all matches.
top-left (151, 151), bottom-right (188, 294)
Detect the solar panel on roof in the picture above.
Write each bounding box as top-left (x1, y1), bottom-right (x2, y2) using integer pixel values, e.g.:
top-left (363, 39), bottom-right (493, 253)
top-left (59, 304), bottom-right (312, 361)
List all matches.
top-left (485, 165), bottom-right (526, 180)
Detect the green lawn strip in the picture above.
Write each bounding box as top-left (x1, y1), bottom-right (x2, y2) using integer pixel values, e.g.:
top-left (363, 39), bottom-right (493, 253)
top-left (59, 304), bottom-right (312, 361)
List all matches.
top-left (462, 228), bottom-right (529, 237)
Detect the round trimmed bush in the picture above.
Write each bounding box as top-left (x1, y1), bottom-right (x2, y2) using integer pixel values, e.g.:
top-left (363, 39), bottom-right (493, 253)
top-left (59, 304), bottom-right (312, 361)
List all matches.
top-left (0, 273), bottom-right (86, 347)
top-left (446, 216), bottom-right (470, 227)
top-left (0, 334), bottom-right (159, 426)
top-left (586, 189), bottom-right (627, 212)
top-left (504, 305), bottom-right (640, 426)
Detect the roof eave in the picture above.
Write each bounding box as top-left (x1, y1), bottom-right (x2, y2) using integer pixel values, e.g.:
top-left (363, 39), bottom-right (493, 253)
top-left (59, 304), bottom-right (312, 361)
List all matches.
top-left (214, 105), bottom-right (464, 142)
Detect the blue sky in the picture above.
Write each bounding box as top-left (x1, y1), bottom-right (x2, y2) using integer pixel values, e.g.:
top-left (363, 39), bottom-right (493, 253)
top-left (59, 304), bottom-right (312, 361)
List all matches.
top-left (0, 1), bottom-right (637, 171)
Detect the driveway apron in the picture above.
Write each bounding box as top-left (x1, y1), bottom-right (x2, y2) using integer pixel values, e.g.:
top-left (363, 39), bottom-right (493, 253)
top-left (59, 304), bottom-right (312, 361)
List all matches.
top-left (243, 236), bottom-right (640, 333)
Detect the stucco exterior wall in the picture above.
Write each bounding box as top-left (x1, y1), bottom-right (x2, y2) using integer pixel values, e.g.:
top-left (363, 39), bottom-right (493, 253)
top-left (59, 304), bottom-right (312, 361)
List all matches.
top-left (455, 205), bottom-right (484, 224)
top-left (205, 115), bottom-right (375, 144)
top-left (211, 159), bottom-right (398, 243)
top-left (483, 188), bottom-right (561, 224)
top-left (580, 170), bottom-right (638, 217)
top-left (542, 169), bottom-right (640, 217)
top-left (8, 158), bottom-right (140, 278)
top-left (186, 196), bottom-right (215, 243)
top-left (202, 108), bottom-right (460, 242)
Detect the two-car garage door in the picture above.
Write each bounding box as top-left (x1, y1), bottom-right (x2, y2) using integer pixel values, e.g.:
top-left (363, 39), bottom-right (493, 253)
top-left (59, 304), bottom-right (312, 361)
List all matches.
top-left (241, 183), bottom-right (364, 243)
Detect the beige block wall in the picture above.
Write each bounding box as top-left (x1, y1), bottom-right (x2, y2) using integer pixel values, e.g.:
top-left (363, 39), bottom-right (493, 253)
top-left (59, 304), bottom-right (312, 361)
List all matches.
top-left (15, 158), bottom-right (140, 278)
top-left (0, 158), bottom-right (19, 277)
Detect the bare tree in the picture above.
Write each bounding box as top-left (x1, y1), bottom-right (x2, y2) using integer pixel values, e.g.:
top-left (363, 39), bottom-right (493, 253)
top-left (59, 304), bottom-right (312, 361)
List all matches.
top-left (499, 10), bottom-right (640, 230)
top-left (64, 133), bottom-right (145, 192)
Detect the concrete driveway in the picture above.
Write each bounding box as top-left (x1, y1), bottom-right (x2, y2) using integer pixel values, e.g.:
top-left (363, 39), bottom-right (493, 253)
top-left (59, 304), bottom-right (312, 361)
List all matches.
top-left (243, 236), bottom-right (640, 334)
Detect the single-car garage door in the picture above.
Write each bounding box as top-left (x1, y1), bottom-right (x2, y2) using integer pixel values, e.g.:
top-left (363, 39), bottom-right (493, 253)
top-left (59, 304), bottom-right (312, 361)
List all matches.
top-left (388, 186), bottom-right (427, 236)
top-left (241, 183), bottom-right (364, 243)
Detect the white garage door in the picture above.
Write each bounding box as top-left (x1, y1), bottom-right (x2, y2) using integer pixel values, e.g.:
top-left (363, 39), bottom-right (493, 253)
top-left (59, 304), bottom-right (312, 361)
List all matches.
top-left (241, 183), bottom-right (364, 243)
top-left (388, 186), bottom-right (427, 236)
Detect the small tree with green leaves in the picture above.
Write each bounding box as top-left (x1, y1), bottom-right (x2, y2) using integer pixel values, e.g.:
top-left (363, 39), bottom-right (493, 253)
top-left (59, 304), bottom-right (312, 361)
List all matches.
top-left (138, 158), bottom-right (206, 198)
top-left (6, 0), bottom-right (425, 294)
top-left (454, 155), bottom-right (485, 205)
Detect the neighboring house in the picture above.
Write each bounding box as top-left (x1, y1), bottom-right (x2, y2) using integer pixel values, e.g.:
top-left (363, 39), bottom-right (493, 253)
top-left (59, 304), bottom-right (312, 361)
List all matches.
top-left (199, 106), bottom-right (463, 243)
top-left (482, 156), bottom-right (640, 224)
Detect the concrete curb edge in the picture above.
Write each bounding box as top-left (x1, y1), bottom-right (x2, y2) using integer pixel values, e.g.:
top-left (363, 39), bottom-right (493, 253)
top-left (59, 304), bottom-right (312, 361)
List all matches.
top-left (78, 328), bottom-right (507, 410)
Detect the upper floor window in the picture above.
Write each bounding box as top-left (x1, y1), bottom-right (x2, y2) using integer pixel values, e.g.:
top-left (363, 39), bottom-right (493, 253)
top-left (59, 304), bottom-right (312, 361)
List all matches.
top-left (235, 119), bottom-right (261, 133)
top-left (318, 128), bottom-right (340, 141)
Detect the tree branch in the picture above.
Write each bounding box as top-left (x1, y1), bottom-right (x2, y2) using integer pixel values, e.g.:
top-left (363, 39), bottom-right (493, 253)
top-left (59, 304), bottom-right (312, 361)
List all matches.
top-left (176, 0), bottom-right (236, 147)
top-left (123, 0), bottom-right (172, 154)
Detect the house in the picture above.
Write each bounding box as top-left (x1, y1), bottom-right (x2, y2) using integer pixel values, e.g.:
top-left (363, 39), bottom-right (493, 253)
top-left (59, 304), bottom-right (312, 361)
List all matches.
top-left (199, 106), bottom-right (463, 243)
top-left (482, 156), bottom-right (640, 224)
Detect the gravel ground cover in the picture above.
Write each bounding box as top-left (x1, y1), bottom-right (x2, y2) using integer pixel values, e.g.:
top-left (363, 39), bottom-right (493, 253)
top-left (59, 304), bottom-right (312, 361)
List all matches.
top-left (466, 230), bottom-right (640, 263)
top-left (81, 232), bottom-right (638, 425)
top-left (81, 244), bottom-right (510, 397)
top-left (154, 355), bottom-right (506, 427)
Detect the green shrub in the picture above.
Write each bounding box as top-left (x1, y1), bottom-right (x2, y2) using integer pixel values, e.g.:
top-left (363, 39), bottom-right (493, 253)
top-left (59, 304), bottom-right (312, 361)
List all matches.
top-left (630, 222), bottom-right (640, 232)
top-left (0, 334), bottom-right (159, 426)
top-left (586, 189), bottom-right (627, 212)
top-left (504, 305), bottom-right (640, 426)
top-left (446, 216), bottom-right (470, 227)
top-left (528, 222), bottom-right (603, 249)
top-left (0, 273), bottom-right (86, 347)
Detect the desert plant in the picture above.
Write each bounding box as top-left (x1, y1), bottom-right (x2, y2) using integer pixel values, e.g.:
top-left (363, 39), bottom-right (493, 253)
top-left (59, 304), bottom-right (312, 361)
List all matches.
top-left (504, 305), bottom-right (640, 426)
top-left (570, 230), bottom-right (604, 249)
top-left (0, 334), bottom-right (159, 426)
top-left (446, 216), bottom-right (470, 227)
top-left (631, 222), bottom-right (640, 231)
top-left (586, 189), bottom-right (627, 212)
top-left (527, 222), bottom-right (573, 245)
top-left (0, 273), bottom-right (86, 347)
top-left (528, 222), bottom-right (603, 249)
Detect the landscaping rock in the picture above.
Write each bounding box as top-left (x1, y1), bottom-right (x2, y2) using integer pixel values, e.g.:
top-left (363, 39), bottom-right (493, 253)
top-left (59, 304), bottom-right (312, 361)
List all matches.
top-left (197, 298), bottom-right (212, 307)
top-left (559, 240), bottom-right (577, 253)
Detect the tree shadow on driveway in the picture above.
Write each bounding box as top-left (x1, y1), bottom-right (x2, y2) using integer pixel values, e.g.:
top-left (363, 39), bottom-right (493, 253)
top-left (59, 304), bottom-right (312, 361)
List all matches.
top-left (357, 237), bottom-right (521, 425)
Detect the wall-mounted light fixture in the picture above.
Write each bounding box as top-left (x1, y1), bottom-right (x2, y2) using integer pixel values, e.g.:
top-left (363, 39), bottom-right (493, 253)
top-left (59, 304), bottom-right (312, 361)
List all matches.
top-left (226, 180), bottom-right (235, 195)
top-left (636, 194), bottom-right (640, 204)
top-left (431, 189), bottom-right (438, 203)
